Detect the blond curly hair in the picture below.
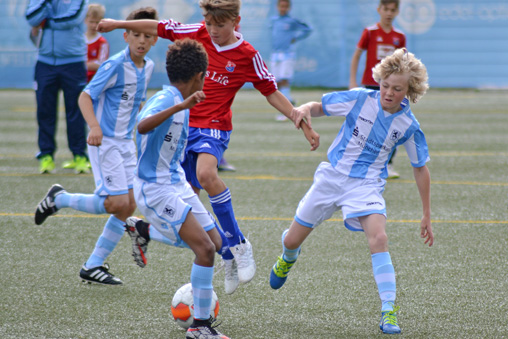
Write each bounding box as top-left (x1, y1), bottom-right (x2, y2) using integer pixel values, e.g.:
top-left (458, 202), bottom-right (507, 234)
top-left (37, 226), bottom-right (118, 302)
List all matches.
top-left (372, 48), bottom-right (429, 103)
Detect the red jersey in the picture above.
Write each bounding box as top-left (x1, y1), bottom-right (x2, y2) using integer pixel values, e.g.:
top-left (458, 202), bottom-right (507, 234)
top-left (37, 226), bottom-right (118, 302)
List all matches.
top-left (357, 23), bottom-right (406, 86)
top-left (86, 34), bottom-right (109, 83)
top-left (158, 20), bottom-right (277, 131)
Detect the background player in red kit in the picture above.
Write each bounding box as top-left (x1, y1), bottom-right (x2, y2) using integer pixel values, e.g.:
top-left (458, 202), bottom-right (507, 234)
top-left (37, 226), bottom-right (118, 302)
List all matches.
top-left (97, 0), bottom-right (319, 295)
top-left (349, 0), bottom-right (405, 179)
top-left (85, 4), bottom-right (109, 83)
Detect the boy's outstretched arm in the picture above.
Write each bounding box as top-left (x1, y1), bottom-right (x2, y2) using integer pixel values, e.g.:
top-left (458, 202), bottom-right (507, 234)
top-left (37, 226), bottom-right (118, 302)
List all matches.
top-left (97, 19), bottom-right (158, 36)
top-left (413, 164), bottom-right (433, 247)
top-left (266, 91), bottom-right (319, 150)
top-left (138, 91), bottom-right (206, 134)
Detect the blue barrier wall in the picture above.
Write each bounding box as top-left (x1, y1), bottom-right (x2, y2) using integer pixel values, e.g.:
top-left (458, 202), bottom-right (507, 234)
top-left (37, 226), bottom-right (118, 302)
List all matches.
top-left (2, 0), bottom-right (508, 89)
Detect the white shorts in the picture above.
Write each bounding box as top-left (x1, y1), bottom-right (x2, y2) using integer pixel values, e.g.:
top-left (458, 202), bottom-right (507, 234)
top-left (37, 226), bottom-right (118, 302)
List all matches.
top-left (88, 136), bottom-right (136, 196)
top-left (133, 178), bottom-right (216, 248)
top-left (295, 162), bottom-right (387, 232)
top-left (270, 52), bottom-right (295, 81)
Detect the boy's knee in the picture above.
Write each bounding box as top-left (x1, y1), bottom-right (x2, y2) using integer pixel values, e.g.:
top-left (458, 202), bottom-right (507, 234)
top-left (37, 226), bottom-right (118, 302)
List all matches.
top-left (104, 196), bottom-right (131, 215)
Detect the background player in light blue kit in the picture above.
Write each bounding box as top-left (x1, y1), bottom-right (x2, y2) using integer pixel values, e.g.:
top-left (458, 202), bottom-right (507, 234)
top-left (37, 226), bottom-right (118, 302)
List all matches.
top-left (270, 0), bottom-right (312, 121)
top-left (34, 7), bottom-right (158, 285)
top-left (269, 48), bottom-right (434, 334)
top-left (123, 38), bottom-right (231, 339)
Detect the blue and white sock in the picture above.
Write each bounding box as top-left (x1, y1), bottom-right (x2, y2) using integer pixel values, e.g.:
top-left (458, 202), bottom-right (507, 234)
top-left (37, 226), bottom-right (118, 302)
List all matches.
top-left (215, 223), bottom-right (234, 260)
top-left (84, 215), bottom-right (124, 269)
top-left (281, 229), bottom-right (300, 262)
top-left (371, 252), bottom-right (396, 311)
top-left (209, 188), bottom-right (244, 247)
top-left (55, 193), bottom-right (106, 214)
top-left (190, 263), bottom-right (214, 320)
top-left (148, 224), bottom-right (176, 245)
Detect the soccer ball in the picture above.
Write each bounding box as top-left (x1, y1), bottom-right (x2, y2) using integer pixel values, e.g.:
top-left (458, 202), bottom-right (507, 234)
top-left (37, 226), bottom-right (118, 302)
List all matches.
top-left (170, 283), bottom-right (220, 330)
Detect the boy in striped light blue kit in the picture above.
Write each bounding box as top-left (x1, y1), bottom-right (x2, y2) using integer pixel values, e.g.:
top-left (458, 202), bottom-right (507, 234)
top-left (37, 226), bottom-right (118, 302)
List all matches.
top-left (34, 7), bottom-right (158, 285)
top-left (124, 38), bottom-right (230, 339)
top-left (269, 49), bottom-right (434, 334)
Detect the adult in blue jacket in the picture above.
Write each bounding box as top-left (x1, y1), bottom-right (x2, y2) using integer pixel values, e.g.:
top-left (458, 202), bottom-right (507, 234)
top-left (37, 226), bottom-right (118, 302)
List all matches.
top-left (26, 0), bottom-right (90, 174)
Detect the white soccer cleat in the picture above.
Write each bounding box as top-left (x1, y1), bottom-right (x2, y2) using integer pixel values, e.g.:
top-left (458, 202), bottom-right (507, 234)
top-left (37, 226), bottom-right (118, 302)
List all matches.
top-left (223, 258), bottom-right (239, 294)
top-left (230, 239), bottom-right (256, 283)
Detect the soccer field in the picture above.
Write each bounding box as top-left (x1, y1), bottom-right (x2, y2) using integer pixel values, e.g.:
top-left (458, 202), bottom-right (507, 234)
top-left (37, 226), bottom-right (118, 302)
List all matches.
top-left (1, 88), bottom-right (507, 338)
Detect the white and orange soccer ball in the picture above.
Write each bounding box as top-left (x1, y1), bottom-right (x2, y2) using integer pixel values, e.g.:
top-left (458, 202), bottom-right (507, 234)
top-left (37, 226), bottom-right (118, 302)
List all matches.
top-left (170, 283), bottom-right (220, 330)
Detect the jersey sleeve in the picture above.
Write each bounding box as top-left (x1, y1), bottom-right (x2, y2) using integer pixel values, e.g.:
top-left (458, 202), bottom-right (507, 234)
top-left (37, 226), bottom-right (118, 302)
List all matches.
top-left (250, 52), bottom-right (278, 96)
top-left (83, 60), bottom-right (118, 101)
top-left (357, 28), bottom-right (370, 50)
top-left (157, 19), bottom-right (202, 41)
top-left (321, 89), bottom-right (361, 117)
top-left (403, 129), bottom-right (430, 167)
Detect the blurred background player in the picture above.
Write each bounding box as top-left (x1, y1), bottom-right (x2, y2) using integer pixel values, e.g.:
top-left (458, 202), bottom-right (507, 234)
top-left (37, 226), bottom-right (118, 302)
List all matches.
top-left (26, 0), bottom-right (90, 174)
top-left (84, 3), bottom-right (109, 83)
top-left (124, 38), bottom-right (230, 338)
top-left (270, 49), bottom-right (433, 335)
top-left (34, 7), bottom-right (158, 285)
top-left (62, 3), bottom-right (110, 172)
top-left (97, 0), bottom-right (319, 295)
top-left (270, 0), bottom-right (312, 121)
top-left (349, 0), bottom-right (405, 179)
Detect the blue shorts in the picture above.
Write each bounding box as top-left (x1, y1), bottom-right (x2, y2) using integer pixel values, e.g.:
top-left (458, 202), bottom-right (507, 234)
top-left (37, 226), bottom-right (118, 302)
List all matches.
top-left (182, 127), bottom-right (232, 189)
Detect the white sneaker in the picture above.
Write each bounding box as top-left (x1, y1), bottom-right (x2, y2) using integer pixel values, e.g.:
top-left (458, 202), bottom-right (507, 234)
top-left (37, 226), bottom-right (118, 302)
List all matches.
top-left (387, 164), bottom-right (400, 179)
top-left (230, 239), bottom-right (256, 283)
top-left (223, 259), bottom-right (239, 294)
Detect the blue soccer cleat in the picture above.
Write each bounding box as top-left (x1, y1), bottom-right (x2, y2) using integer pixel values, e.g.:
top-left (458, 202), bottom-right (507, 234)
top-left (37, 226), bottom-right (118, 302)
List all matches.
top-left (269, 256), bottom-right (296, 289)
top-left (379, 305), bottom-right (401, 334)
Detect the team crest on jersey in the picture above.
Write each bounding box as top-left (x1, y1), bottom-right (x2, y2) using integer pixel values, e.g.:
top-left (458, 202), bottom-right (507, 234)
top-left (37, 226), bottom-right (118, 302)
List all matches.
top-left (225, 61), bottom-right (236, 72)
top-left (393, 37), bottom-right (401, 46)
top-left (390, 129), bottom-right (402, 141)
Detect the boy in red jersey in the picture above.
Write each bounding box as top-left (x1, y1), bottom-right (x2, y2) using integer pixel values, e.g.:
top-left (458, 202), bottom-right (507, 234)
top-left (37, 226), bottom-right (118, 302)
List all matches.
top-left (98, 0), bottom-right (319, 295)
top-left (349, 0), bottom-right (405, 179)
top-left (85, 4), bottom-right (109, 83)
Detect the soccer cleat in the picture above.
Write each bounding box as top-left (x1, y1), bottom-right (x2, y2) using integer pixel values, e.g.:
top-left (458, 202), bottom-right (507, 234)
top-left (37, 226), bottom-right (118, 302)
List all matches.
top-left (230, 239), bottom-right (256, 283)
top-left (124, 216), bottom-right (150, 268)
top-left (269, 256), bottom-right (296, 290)
top-left (63, 155), bottom-right (91, 171)
top-left (222, 259), bottom-right (239, 295)
top-left (34, 184), bottom-right (66, 225)
top-left (379, 306), bottom-right (401, 334)
top-left (39, 154), bottom-right (55, 174)
top-left (218, 157), bottom-right (236, 172)
top-left (186, 317), bottom-right (230, 339)
top-left (275, 114), bottom-right (289, 122)
top-left (387, 164), bottom-right (400, 179)
top-left (79, 263), bottom-right (123, 285)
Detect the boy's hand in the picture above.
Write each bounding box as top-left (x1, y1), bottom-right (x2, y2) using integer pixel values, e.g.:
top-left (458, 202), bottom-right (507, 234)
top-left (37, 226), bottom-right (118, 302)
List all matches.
top-left (97, 19), bottom-right (117, 33)
top-left (87, 126), bottom-right (103, 146)
top-left (182, 91), bottom-right (206, 110)
top-left (420, 215), bottom-right (433, 247)
top-left (300, 121), bottom-right (320, 151)
top-left (292, 105), bottom-right (312, 130)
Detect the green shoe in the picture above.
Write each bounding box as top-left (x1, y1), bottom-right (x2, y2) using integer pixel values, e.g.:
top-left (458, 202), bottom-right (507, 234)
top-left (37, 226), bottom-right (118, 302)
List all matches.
top-left (39, 155), bottom-right (55, 174)
top-left (73, 155), bottom-right (90, 174)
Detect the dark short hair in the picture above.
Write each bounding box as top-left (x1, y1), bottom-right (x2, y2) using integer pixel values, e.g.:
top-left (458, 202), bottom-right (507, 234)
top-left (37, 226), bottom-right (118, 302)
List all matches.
top-left (166, 39), bottom-right (208, 84)
top-left (380, 0), bottom-right (400, 9)
top-left (126, 7), bottom-right (158, 21)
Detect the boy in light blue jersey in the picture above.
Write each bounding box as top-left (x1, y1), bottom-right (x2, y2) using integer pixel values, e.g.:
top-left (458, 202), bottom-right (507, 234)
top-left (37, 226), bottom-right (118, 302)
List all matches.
top-left (270, 0), bottom-right (312, 120)
top-left (123, 38), bottom-right (231, 339)
top-left (269, 49), bottom-right (434, 335)
top-left (34, 7), bottom-right (159, 286)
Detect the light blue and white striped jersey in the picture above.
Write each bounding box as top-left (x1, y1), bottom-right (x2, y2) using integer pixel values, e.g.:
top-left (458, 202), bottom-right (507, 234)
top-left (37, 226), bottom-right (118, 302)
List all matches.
top-left (135, 86), bottom-right (188, 185)
top-left (322, 88), bottom-right (429, 179)
top-left (270, 14), bottom-right (312, 53)
top-left (84, 46), bottom-right (154, 140)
